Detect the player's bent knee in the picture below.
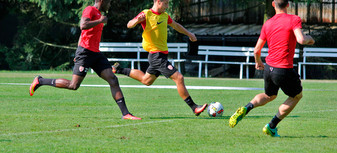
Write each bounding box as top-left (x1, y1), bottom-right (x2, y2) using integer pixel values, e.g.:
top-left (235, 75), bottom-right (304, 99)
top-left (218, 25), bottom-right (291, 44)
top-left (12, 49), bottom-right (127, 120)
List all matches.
top-left (69, 84), bottom-right (80, 90)
top-left (172, 72), bottom-right (184, 82)
top-left (177, 74), bottom-right (184, 81)
top-left (108, 75), bottom-right (119, 86)
top-left (142, 81), bottom-right (153, 86)
top-left (111, 75), bottom-right (118, 82)
top-left (263, 93), bottom-right (277, 101)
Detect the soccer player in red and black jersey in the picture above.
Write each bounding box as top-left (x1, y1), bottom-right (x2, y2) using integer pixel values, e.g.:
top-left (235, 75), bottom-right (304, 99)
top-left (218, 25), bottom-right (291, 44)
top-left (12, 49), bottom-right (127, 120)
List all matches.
top-left (29, 0), bottom-right (141, 120)
top-left (229, 0), bottom-right (315, 137)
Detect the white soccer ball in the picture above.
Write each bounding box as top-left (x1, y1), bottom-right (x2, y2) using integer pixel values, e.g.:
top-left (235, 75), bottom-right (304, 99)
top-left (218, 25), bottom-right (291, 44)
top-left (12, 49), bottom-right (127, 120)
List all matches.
top-left (207, 102), bottom-right (224, 117)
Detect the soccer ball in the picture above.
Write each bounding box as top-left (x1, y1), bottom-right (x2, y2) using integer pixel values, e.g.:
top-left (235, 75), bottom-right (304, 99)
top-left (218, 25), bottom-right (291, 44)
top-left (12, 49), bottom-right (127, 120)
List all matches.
top-left (207, 102), bottom-right (224, 117)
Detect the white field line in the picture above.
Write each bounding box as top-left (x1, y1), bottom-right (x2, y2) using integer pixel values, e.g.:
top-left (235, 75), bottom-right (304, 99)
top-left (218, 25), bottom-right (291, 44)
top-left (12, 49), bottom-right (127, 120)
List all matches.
top-left (1, 83), bottom-right (337, 91)
top-left (0, 120), bottom-right (173, 137)
top-left (0, 83), bottom-right (263, 90)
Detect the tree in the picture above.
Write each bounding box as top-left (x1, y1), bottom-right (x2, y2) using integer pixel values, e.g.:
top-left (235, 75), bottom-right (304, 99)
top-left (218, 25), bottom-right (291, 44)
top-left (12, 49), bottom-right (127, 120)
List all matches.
top-left (0, 0), bottom-right (184, 70)
top-left (1, 0), bottom-right (82, 70)
top-left (264, 0), bottom-right (275, 21)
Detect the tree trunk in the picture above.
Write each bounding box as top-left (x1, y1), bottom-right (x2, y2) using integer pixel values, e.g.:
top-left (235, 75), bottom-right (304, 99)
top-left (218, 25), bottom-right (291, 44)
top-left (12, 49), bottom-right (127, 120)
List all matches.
top-left (264, 0), bottom-right (275, 22)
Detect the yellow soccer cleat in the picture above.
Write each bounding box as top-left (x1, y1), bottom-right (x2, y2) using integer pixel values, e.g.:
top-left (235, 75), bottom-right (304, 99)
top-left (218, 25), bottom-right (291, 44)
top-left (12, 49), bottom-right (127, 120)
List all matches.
top-left (229, 107), bottom-right (247, 128)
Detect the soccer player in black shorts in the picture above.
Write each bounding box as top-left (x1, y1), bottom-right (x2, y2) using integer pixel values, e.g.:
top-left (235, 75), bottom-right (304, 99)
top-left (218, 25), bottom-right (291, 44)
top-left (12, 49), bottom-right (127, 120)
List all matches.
top-left (112, 0), bottom-right (208, 116)
top-left (29, 0), bottom-right (141, 120)
top-left (228, 0), bottom-right (315, 137)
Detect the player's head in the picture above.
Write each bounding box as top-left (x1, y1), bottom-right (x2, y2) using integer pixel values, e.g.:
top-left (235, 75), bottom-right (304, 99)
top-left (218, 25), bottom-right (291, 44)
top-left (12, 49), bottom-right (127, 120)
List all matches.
top-left (95, 0), bottom-right (111, 12)
top-left (273, 0), bottom-right (289, 9)
top-left (153, 0), bottom-right (169, 12)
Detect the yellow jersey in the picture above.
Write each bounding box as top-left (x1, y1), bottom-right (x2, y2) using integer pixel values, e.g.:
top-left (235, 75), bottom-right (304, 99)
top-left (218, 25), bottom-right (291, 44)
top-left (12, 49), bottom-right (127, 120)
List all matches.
top-left (137, 9), bottom-right (173, 53)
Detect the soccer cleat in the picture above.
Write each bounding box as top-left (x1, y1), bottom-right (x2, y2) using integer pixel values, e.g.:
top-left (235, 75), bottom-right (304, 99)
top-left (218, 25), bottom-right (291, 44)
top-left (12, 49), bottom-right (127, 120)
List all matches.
top-left (122, 114), bottom-right (142, 120)
top-left (194, 103), bottom-right (208, 116)
top-left (263, 124), bottom-right (280, 137)
top-left (229, 107), bottom-right (247, 128)
top-left (112, 62), bottom-right (120, 74)
top-left (29, 76), bottom-right (42, 96)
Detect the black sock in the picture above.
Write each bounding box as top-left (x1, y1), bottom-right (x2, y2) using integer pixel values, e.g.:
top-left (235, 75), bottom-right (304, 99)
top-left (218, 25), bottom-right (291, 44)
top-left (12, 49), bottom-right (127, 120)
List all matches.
top-left (245, 102), bottom-right (254, 115)
top-left (115, 97), bottom-right (130, 116)
top-left (117, 68), bottom-right (131, 76)
top-left (184, 96), bottom-right (197, 110)
top-left (39, 78), bottom-right (56, 87)
top-left (269, 115), bottom-right (281, 129)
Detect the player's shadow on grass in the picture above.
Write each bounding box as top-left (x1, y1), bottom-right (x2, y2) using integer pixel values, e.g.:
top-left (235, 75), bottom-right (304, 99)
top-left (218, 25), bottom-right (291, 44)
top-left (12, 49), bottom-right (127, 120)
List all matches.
top-left (282, 135), bottom-right (332, 138)
top-left (0, 139), bottom-right (12, 142)
top-left (246, 115), bottom-right (300, 119)
top-left (150, 115), bottom-right (300, 120)
top-left (150, 116), bottom-right (230, 119)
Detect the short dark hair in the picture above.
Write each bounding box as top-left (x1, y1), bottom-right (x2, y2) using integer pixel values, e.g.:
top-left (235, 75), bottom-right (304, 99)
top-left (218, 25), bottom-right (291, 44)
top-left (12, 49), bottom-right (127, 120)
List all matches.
top-left (274, 0), bottom-right (288, 9)
top-left (153, 0), bottom-right (164, 3)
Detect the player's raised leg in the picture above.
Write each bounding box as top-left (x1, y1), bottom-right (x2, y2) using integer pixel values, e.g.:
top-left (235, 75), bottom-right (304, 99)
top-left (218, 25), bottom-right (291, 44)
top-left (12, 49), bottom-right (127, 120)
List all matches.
top-left (112, 62), bottom-right (157, 86)
top-left (170, 71), bottom-right (207, 116)
top-left (29, 74), bottom-right (84, 96)
top-left (130, 71), bottom-right (157, 86)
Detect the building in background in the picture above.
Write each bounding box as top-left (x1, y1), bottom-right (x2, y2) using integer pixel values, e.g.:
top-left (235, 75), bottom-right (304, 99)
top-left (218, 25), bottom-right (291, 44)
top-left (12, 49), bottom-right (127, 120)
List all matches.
top-left (177, 0), bottom-right (337, 78)
top-left (179, 0), bottom-right (336, 45)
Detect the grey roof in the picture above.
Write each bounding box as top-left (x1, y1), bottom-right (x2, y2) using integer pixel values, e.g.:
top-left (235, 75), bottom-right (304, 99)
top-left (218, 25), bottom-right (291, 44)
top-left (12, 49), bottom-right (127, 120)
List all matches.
top-left (185, 24), bottom-right (262, 36)
top-left (185, 24), bottom-right (337, 36)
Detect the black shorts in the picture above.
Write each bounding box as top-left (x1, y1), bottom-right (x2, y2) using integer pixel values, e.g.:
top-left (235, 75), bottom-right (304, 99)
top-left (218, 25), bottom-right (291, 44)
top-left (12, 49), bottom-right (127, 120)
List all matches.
top-left (264, 64), bottom-right (302, 98)
top-left (146, 52), bottom-right (177, 78)
top-left (73, 46), bottom-right (111, 77)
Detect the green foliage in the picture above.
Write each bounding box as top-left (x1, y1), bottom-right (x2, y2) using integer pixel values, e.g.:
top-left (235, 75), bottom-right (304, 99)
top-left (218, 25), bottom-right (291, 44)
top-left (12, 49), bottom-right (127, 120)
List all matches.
top-left (8, 0), bottom-right (90, 24)
top-left (0, 0), bottom-right (185, 70)
top-left (0, 0), bottom-right (186, 71)
top-left (1, 0), bottom-right (78, 70)
top-left (54, 62), bottom-right (71, 71)
top-left (0, 45), bottom-right (9, 69)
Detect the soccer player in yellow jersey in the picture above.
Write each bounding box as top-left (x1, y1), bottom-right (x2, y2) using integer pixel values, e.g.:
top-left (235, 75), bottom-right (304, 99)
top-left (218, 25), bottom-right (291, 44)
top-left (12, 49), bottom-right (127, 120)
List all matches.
top-left (113, 0), bottom-right (208, 116)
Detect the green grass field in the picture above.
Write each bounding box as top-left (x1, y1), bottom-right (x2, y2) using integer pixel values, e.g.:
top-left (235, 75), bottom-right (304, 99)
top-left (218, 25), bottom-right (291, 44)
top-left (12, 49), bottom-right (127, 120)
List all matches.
top-left (0, 71), bottom-right (336, 152)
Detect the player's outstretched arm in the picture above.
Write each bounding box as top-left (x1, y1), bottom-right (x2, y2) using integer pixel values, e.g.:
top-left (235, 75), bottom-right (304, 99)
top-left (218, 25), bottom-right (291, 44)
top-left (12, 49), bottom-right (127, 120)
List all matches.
top-left (127, 13), bottom-right (146, 29)
top-left (294, 28), bottom-right (315, 45)
top-left (169, 21), bottom-right (197, 42)
top-left (254, 38), bottom-right (266, 70)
